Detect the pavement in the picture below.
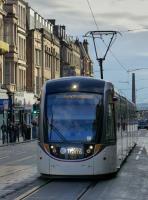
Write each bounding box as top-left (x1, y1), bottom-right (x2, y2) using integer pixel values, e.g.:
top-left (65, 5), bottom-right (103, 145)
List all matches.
top-left (0, 134), bottom-right (37, 147)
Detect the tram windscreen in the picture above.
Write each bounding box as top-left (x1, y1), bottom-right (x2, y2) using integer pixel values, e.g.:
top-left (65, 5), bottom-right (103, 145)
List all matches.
top-left (46, 92), bottom-right (103, 143)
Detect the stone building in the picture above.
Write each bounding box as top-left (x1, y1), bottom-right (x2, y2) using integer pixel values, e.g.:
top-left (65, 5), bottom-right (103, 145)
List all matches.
top-left (76, 39), bottom-right (93, 77)
top-left (0, 0), bottom-right (9, 128)
top-left (0, 0), bottom-right (9, 86)
top-left (26, 8), bottom-right (60, 95)
top-left (50, 20), bottom-right (93, 77)
top-left (4, 0), bottom-right (27, 92)
top-left (50, 21), bottom-right (81, 77)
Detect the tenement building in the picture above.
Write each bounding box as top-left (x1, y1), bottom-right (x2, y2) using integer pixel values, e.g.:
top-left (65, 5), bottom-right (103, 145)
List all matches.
top-left (50, 20), bottom-right (93, 77)
top-left (50, 21), bottom-right (81, 77)
top-left (0, 0), bottom-right (9, 85)
top-left (76, 39), bottom-right (93, 77)
top-left (0, 0), bottom-right (9, 128)
top-left (4, 0), bottom-right (27, 93)
top-left (4, 0), bottom-right (35, 128)
top-left (26, 8), bottom-right (60, 96)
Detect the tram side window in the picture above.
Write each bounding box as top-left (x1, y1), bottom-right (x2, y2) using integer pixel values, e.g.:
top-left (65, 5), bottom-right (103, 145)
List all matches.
top-left (106, 98), bottom-right (115, 142)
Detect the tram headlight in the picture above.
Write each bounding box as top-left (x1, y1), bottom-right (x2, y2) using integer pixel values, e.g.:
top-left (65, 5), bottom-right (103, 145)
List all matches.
top-left (50, 145), bottom-right (57, 155)
top-left (86, 149), bottom-right (91, 154)
top-left (89, 145), bottom-right (93, 150)
top-left (52, 148), bottom-right (57, 154)
top-left (85, 145), bottom-right (94, 156)
top-left (71, 84), bottom-right (78, 90)
top-left (44, 144), bottom-right (58, 155)
top-left (84, 144), bottom-right (104, 157)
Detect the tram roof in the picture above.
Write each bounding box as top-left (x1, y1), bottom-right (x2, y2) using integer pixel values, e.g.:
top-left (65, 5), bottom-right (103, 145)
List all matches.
top-left (45, 76), bottom-right (110, 94)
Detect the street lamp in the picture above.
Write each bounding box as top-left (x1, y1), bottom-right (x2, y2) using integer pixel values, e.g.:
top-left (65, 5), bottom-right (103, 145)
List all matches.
top-left (136, 87), bottom-right (148, 92)
top-left (127, 67), bottom-right (148, 104)
top-left (127, 67), bottom-right (148, 73)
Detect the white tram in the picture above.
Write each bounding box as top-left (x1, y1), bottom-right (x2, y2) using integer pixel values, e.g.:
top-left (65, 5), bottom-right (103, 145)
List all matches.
top-left (37, 77), bottom-right (137, 177)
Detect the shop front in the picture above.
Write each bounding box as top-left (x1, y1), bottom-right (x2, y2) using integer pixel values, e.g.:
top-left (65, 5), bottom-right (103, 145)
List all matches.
top-left (14, 92), bottom-right (37, 139)
top-left (0, 89), bottom-right (8, 139)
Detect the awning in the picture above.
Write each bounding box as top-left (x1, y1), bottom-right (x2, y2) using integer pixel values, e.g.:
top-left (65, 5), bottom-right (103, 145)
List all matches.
top-left (0, 40), bottom-right (9, 54)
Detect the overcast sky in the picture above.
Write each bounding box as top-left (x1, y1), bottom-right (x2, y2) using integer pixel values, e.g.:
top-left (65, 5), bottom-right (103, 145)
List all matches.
top-left (26, 0), bottom-right (148, 103)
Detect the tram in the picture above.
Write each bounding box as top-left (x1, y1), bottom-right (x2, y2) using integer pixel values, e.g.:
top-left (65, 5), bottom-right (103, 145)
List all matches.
top-left (37, 77), bottom-right (137, 177)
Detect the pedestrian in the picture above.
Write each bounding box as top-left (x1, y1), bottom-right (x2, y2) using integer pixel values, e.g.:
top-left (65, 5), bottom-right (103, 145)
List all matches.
top-left (22, 123), bottom-right (27, 141)
top-left (1, 122), bottom-right (7, 144)
top-left (14, 123), bottom-right (19, 142)
top-left (8, 123), bottom-right (14, 143)
top-left (12, 123), bottom-right (16, 142)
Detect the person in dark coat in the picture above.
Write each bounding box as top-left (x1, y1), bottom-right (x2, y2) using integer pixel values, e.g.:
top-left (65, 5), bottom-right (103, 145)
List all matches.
top-left (14, 123), bottom-right (20, 142)
top-left (1, 122), bottom-right (7, 144)
top-left (22, 123), bottom-right (27, 140)
top-left (7, 123), bottom-right (13, 143)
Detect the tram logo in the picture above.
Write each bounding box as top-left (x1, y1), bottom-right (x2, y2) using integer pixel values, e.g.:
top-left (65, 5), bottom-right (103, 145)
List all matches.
top-left (60, 148), bottom-right (67, 154)
top-left (67, 147), bottom-right (83, 155)
top-left (60, 147), bottom-right (83, 155)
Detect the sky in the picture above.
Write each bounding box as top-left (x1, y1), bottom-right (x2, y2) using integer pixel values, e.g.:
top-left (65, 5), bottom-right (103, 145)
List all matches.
top-left (26, 0), bottom-right (148, 104)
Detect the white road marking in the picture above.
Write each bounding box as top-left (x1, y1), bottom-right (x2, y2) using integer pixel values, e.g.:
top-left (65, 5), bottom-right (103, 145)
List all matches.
top-left (16, 152), bottom-right (27, 156)
top-left (138, 151), bottom-right (142, 155)
top-left (15, 186), bottom-right (40, 200)
top-left (136, 155), bottom-right (139, 160)
top-left (0, 156), bottom-right (9, 160)
top-left (14, 155), bottom-right (35, 163)
top-left (140, 147), bottom-right (143, 151)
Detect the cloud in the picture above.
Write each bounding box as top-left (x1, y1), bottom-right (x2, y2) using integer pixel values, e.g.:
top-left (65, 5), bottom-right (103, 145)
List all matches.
top-left (26, 0), bottom-right (148, 33)
top-left (25, 0), bottom-right (148, 103)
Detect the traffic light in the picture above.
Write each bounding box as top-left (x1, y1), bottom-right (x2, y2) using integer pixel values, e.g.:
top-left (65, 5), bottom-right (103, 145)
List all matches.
top-left (32, 103), bottom-right (40, 114)
top-left (7, 110), bottom-right (11, 120)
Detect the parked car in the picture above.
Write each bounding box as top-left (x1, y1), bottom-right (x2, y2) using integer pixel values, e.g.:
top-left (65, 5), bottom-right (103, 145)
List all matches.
top-left (138, 119), bottom-right (148, 130)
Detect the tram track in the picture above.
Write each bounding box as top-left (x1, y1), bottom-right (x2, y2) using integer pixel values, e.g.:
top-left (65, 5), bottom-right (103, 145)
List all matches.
top-left (14, 179), bottom-right (53, 200)
top-left (76, 180), bottom-right (98, 200)
top-left (0, 178), bottom-right (53, 200)
top-left (13, 179), bottom-right (98, 200)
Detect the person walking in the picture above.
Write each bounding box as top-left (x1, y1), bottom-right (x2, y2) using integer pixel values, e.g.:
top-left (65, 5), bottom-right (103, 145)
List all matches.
top-left (22, 123), bottom-right (27, 141)
top-left (14, 123), bottom-right (19, 142)
top-left (8, 123), bottom-right (13, 143)
top-left (1, 122), bottom-right (7, 144)
top-left (12, 123), bottom-right (16, 142)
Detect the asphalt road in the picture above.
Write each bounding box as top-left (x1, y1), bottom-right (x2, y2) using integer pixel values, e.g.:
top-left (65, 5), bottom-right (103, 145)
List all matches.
top-left (0, 130), bottom-right (148, 200)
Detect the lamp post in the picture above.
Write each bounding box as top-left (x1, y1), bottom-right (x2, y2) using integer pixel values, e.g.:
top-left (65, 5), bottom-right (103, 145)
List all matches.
top-left (127, 67), bottom-right (148, 73)
top-left (127, 67), bottom-right (148, 104)
top-left (132, 73), bottom-right (136, 104)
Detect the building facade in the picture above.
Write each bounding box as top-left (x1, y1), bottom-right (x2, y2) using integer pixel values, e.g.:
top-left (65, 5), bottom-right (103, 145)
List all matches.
top-left (26, 8), bottom-right (60, 95)
top-left (77, 39), bottom-right (93, 77)
top-left (0, 0), bottom-right (9, 129)
top-left (4, 0), bottom-right (27, 93)
top-left (51, 22), bottom-right (93, 77)
top-left (0, 0), bottom-right (9, 86)
top-left (51, 22), bottom-right (81, 77)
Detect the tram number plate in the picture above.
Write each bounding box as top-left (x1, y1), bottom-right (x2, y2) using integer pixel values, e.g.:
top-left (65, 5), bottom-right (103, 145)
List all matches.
top-left (67, 147), bottom-right (83, 155)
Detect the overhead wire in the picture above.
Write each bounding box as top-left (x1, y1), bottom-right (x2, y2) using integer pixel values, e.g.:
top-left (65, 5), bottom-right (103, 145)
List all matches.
top-left (86, 0), bottom-right (100, 31)
top-left (85, 0), bottom-right (128, 73)
top-left (121, 27), bottom-right (148, 33)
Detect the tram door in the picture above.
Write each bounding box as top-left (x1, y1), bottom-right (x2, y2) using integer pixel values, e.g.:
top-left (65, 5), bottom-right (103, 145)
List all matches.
top-left (116, 97), bottom-right (123, 166)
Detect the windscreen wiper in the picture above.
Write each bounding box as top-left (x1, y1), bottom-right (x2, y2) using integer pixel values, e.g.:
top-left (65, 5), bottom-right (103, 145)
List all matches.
top-left (49, 106), bottom-right (67, 142)
top-left (48, 122), bottom-right (68, 142)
